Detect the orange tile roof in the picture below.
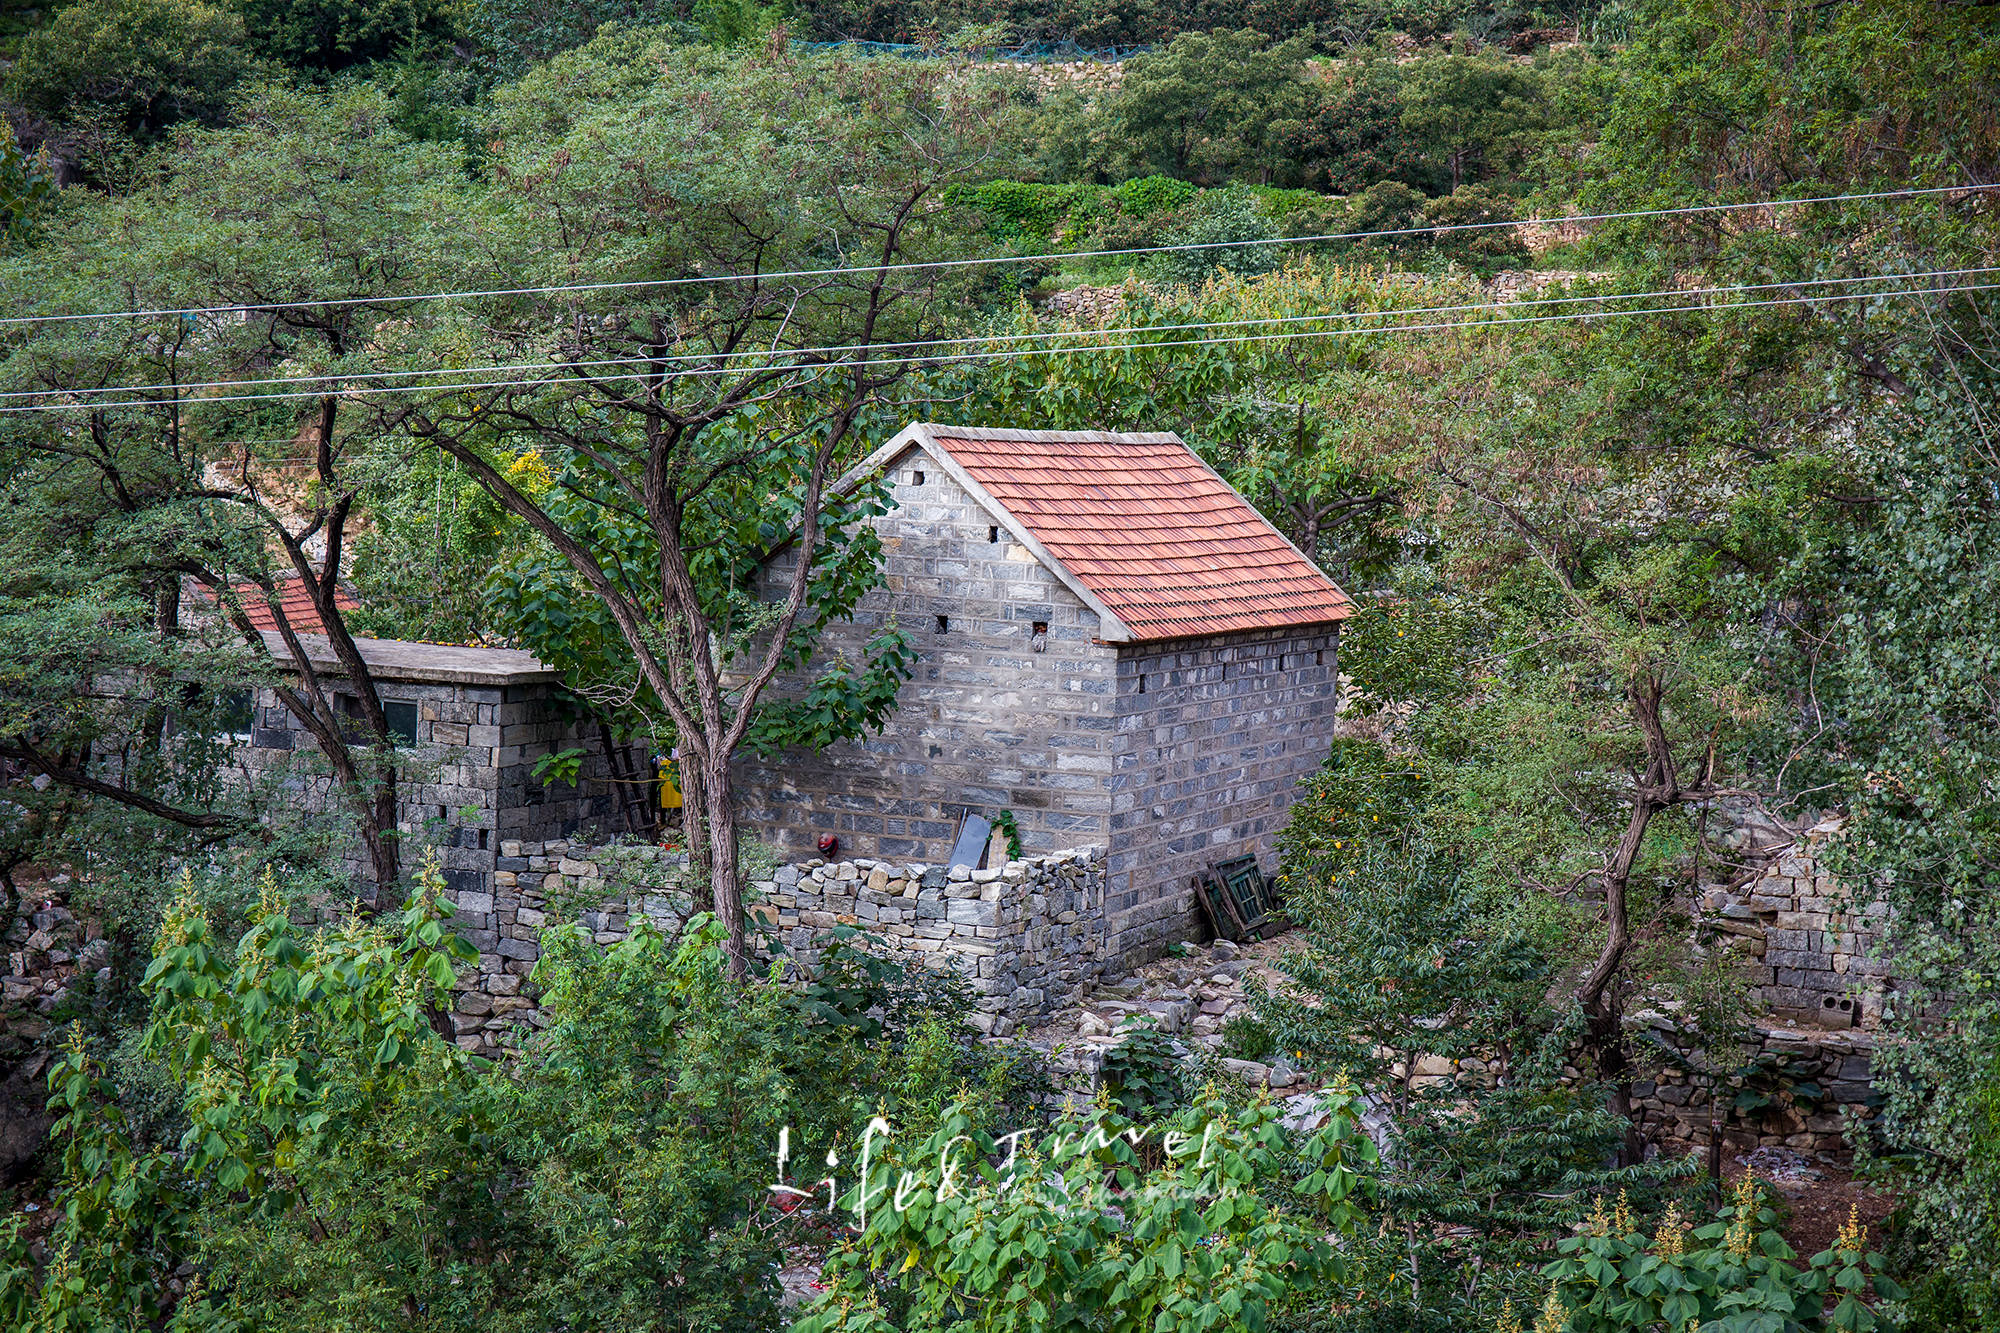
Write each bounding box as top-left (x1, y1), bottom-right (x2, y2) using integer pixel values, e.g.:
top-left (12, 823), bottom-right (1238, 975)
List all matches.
top-left (191, 579), bottom-right (360, 636)
top-left (929, 428), bottom-right (1354, 642)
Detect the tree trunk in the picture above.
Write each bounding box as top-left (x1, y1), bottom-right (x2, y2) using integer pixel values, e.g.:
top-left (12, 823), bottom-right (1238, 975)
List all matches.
top-left (680, 755), bottom-right (711, 913)
top-left (363, 777), bottom-right (401, 907)
top-left (1708, 1096), bottom-right (1726, 1189)
top-left (701, 757), bottom-right (748, 979)
top-left (1576, 672), bottom-right (1676, 1167)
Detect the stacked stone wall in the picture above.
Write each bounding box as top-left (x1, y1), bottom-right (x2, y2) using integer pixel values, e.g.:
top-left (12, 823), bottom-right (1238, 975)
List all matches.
top-left (444, 838), bottom-right (1109, 1056)
top-left (1697, 817), bottom-right (1890, 1029)
top-left (1627, 1018), bottom-right (1878, 1162)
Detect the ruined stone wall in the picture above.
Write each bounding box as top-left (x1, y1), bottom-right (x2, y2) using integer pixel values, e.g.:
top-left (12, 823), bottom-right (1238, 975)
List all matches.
top-left (1627, 1018), bottom-right (1879, 1161)
top-left (1697, 817), bottom-right (1890, 1029)
top-left (737, 447), bottom-right (1120, 864)
top-left (443, 838), bottom-right (1108, 1055)
top-left (1105, 626), bottom-right (1342, 962)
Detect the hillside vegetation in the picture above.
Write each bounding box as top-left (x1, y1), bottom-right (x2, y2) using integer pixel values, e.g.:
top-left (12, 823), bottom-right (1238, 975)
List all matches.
top-left (2, 1), bottom-right (1998, 1330)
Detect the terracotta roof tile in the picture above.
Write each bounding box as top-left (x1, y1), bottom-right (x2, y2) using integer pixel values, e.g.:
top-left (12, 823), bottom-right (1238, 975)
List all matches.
top-left (929, 429), bottom-right (1353, 641)
top-left (190, 579), bottom-right (360, 636)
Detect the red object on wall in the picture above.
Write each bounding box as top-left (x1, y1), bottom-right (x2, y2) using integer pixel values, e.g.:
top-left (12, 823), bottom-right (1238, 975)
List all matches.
top-left (817, 834), bottom-right (839, 857)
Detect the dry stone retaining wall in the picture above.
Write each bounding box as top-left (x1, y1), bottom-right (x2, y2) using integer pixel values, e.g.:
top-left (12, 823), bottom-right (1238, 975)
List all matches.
top-left (445, 838), bottom-right (1109, 1056)
top-left (1627, 1018), bottom-right (1878, 1162)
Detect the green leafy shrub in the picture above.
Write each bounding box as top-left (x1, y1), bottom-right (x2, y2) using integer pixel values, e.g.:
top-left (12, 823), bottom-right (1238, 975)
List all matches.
top-left (1220, 1013), bottom-right (1277, 1062)
top-left (3, 0), bottom-right (255, 142)
top-left (1149, 188), bottom-right (1284, 286)
top-left (0, 123), bottom-right (55, 247)
top-left (793, 1087), bottom-right (1379, 1333)
top-left (1539, 1176), bottom-right (1904, 1332)
top-left (1110, 173), bottom-right (1199, 218)
top-left (1098, 1018), bottom-right (1186, 1118)
top-left (1422, 183), bottom-right (1531, 271)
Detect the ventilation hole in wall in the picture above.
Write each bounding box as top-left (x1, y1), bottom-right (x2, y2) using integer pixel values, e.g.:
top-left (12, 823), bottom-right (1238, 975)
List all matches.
top-left (477, 828), bottom-right (489, 851)
top-left (436, 805), bottom-right (448, 823)
top-left (934, 613), bottom-right (949, 634)
top-left (1031, 621), bottom-right (1048, 653)
top-left (1316, 649), bottom-right (1325, 666)
top-left (989, 525), bottom-right (1000, 543)
top-left (912, 469), bottom-right (926, 485)
top-left (1137, 673), bottom-right (1146, 694)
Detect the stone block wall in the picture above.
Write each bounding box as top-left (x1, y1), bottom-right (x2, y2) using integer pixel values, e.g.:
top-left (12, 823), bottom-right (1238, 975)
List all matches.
top-left (1697, 818), bottom-right (1890, 1029)
top-left (1107, 627), bottom-right (1342, 961)
top-left (235, 643), bottom-right (650, 899)
top-left (738, 453), bottom-right (1120, 865)
top-left (441, 838), bottom-right (1109, 1056)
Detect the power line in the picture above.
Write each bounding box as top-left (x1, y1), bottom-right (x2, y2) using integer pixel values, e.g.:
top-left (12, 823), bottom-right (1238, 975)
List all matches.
top-left (7, 266), bottom-right (1989, 405)
top-left (2, 184), bottom-right (1991, 329)
top-left (6, 277), bottom-right (1988, 416)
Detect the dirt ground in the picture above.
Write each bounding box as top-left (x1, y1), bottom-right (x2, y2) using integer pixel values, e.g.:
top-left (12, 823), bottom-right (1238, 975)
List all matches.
top-left (1737, 1161), bottom-right (1901, 1257)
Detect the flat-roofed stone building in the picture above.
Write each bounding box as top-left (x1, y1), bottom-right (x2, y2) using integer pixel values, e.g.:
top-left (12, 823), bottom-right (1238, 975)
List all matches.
top-left (237, 635), bottom-right (651, 900)
top-left (739, 423), bottom-right (1355, 965)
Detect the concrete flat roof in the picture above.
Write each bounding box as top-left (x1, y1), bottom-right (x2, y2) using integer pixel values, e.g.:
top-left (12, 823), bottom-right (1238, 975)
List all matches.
top-left (260, 632), bottom-right (561, 687)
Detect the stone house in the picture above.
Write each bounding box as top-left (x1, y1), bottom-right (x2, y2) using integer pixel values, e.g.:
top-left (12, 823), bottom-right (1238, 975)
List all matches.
top-left (236, 633), bottom-right (652, 899)
top-left (737, 423), bottom-right (1355, 965)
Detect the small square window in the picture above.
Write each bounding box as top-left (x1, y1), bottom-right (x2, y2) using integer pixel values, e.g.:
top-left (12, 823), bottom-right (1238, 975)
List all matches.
top-left (912, 470), bottom-right (926, 485)
top-left (934, 614), bottom-right (950, 634)
top-left (383, 700), bottom-right (418, 745)
top-left (219, 688), bottom-right (254, 740)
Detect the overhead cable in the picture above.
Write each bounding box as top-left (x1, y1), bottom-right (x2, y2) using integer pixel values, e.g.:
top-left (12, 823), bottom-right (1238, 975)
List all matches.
top-left (5, 276), bottom-right (1989, 415)
top-left (1, 184), bottom-right (1991, 328)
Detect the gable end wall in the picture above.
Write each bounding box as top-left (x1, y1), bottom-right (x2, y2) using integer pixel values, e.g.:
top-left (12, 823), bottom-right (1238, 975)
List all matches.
top-left (736, 445), bottom-right (1120, 864)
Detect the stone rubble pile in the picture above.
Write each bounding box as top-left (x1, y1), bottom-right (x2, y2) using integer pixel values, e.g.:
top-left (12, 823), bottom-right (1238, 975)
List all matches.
top-left (2, 883), bottom-right (109, 1178)
top-left (2, 887), bottom-right (107, 1017)
top-left (1031, 936), bottom-right (1308, 1087)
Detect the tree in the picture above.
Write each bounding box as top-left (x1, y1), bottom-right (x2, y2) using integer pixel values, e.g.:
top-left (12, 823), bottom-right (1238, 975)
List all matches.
top-left (1581, 0), bottom-right (2000, 210)
top-left (1289, 55), bottom-right (1440, 195)
top-left (1396, 50), bottom-right (1546, 190)
top-left (0, 122), bottom-right (55, 246)
top-left (235, 0), bottom-right (461, 72)
top-left (1, 0), bottom-right (254, 178)
top-left (386, 35), bottom-right (1021, 974)
top-left (0, 83), bottom-right (468, 898)
top-left (936, 263), bottom-right (1429, 581)
top-left (1772, 371), bottom-right (2000, 1326)
top-left (1109, 30), bottom-right (1312, 187)
top-left (1261, 742), bottom-right (1692, 1326)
